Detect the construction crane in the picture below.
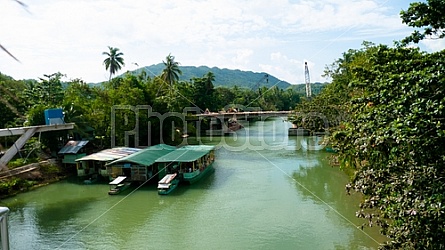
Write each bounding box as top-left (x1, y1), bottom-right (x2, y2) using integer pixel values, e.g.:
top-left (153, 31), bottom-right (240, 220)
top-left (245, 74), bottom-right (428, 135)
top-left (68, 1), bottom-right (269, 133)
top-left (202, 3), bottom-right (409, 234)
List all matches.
top-left (304, 62), bottom-right (312, 98)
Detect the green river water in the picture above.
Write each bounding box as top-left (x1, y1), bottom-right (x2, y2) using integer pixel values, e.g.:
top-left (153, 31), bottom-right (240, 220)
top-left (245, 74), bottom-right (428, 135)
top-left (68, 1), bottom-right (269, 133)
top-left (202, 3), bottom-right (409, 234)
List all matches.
top-left (1, 119), bottom-right (386, 249)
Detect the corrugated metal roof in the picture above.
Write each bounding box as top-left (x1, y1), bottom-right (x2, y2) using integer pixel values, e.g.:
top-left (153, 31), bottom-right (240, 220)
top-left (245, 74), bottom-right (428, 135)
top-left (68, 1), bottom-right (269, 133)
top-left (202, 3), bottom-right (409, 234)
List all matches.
top-left (155, 145), bottom-right (215, 163)
top-left (75, 147), bottom-right (141, 162)
top-left (58, 140), bottom-right (89, 154)
top-left (106, 144), bottom-right (176, 167)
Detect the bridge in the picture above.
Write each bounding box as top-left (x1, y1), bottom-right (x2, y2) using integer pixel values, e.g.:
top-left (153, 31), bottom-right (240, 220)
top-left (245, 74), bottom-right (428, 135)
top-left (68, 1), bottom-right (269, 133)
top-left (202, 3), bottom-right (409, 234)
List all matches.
top-left (0, 123), bottom-right (74, 171)
top-left (192, 111), bottom-right (296, 136)
top-left (195, 110), bottom-right (294, 120)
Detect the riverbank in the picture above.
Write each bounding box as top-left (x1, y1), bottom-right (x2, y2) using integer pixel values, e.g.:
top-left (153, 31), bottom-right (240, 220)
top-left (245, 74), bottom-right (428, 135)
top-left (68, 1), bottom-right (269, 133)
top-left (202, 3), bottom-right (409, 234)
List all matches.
top-left (0, 159), bottom-right (70, 199)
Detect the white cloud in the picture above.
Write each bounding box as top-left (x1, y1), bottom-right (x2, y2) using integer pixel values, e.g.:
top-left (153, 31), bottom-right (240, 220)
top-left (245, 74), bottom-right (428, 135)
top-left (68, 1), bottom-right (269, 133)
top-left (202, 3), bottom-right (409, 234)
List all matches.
top-left (232, 49), bottom-right (254, 65)
top-left (259, 52), bottom-right (303, 84)
top-left (0, 0), bottom-right (413, 83)
top-left (421, 39), bottom-right (445, 53)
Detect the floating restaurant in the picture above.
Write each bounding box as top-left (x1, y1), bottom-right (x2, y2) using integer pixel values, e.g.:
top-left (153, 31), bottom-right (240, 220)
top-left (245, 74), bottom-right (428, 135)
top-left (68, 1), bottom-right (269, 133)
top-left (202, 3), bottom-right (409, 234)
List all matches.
top-left (155, 145), bottom-right (216, 184)
top-left (105, 144), bottom-right (176, 182)
top-left (75, 144), bottom-right (216, 194)
top-left (75, 147), bottom-right (141, 179)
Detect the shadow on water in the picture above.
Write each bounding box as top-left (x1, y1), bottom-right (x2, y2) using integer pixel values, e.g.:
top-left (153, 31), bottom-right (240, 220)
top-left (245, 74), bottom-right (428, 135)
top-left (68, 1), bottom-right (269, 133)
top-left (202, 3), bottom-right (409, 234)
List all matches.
top-left (166, 169), bottom-right (217, 197)
top-left (291, 156), bottom-right (386, 247)
top-left (34, 196), bottom-right (99, 232)
top-left (292, 159), bottom-right (350, 206)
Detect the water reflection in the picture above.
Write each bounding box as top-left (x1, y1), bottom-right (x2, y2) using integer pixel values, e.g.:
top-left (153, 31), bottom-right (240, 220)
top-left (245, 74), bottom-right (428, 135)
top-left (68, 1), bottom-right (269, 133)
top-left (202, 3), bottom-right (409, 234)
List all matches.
top-left (291, 154), bottom-right (385, 248)
top-left (34, 197), bottom-right (98, 232)
top-left (0, 119), bottom-right (386, 249)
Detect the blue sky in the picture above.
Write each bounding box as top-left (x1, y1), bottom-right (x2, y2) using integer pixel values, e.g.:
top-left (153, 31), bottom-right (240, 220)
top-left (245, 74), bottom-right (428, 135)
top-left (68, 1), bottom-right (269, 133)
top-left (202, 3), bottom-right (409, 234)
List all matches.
top-left (0, 0), bottom-right (443, 85)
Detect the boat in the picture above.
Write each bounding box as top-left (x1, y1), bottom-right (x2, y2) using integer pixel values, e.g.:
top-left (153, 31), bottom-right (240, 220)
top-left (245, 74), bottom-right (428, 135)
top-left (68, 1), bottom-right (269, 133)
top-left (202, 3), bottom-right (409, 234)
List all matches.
top-left (157, 173), bottom-right (179, 195)
top-left (228, 118), bottom-right (243, 131)
top-left (325, 147), bottom-right (338, 153)
top-left (288, 128), bottom-right (310, 136)
top-left (83, 174), bottom-right (99, 184)
top-left (155, 145), bottom-right (216, 185)
top-left (108, 176), bottom-right (131, 195)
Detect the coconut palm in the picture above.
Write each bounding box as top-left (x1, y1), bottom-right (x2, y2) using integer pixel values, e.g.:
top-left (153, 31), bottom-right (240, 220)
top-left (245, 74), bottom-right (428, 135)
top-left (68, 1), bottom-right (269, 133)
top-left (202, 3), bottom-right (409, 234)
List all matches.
top-left (102, 46), bottom-right (125, 81)
top-left (160, 54), bottom-right (182, 87)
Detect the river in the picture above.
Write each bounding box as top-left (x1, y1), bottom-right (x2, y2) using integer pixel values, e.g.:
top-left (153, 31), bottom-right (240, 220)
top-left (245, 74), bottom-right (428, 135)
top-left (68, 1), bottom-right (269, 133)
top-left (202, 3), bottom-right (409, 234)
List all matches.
top-left (1, 119), bottom-right (385, 249)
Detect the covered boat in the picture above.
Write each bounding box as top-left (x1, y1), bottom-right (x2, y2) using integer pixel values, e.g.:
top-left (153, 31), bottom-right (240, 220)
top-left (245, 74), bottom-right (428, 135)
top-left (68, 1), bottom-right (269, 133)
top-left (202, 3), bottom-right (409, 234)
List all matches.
top-left (108, 176), bottom-right (131, 195)
top-left (155, 145), bottom-right (216, 184)
top-left (157, 173), bottom-right (179, 195)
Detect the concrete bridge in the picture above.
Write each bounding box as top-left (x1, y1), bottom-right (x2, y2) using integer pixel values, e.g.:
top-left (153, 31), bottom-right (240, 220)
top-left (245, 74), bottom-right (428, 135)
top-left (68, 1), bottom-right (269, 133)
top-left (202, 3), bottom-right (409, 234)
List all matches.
top-left (192, 111), bottom-right (295, 136)
top-left (195, 110), bottom-right (294, 120)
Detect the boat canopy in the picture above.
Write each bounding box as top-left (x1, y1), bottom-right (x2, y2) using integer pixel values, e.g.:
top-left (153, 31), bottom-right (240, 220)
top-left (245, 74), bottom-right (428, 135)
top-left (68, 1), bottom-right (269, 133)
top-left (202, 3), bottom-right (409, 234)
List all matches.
top-left (109, 176), bottom-right (127, 185)
top-left (76, 147), bottom-right (141, 162)
top-left (155, 145), bottom-right (215, 163)
top-left (159, 173), bottom-right (177, 184)
top-left (106, 144), bottom-right (176, 167)
top-left (157, 184), bottom-right (170, 189)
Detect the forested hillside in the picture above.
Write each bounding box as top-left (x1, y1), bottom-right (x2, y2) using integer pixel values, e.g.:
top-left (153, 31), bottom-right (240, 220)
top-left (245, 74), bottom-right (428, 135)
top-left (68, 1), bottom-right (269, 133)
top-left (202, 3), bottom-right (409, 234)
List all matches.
top-left (133, 64), bottom-right (292, 89)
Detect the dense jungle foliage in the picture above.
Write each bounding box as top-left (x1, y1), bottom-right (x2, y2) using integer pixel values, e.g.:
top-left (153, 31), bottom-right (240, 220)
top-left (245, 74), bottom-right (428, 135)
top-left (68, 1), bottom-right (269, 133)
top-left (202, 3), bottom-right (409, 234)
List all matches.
top-left (0, 55), bottom-right (302, 152)
top-left (293, 1), bottom-right (445, 248)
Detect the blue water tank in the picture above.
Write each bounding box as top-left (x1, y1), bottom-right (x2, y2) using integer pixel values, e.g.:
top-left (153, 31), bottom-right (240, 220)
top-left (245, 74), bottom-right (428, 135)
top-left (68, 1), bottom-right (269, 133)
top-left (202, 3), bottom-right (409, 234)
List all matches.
top-left (44, 108), bottom-right (64, 125)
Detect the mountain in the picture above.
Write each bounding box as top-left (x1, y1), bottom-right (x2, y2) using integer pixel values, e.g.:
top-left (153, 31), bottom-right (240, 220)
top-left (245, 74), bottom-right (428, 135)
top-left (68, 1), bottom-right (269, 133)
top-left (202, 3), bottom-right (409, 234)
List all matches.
top-left (133, 63), bottom-right (292, 89)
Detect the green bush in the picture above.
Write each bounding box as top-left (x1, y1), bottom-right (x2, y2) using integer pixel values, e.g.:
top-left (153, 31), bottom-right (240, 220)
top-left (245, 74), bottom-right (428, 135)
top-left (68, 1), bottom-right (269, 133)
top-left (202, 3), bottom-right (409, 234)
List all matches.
top-left (39, 163), bottom-right (61, 175)
top-left (7, 158), bottom-right (38, 169)
top-left (0, 178), bottom-right (34, 196)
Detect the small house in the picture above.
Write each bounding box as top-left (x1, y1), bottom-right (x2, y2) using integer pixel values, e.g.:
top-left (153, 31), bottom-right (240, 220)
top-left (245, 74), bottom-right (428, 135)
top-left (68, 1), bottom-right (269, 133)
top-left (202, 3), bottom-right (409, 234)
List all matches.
top-left (105, 144), bottom-right (176, 182)
top-left (75, 147), bottom-right (141, 179)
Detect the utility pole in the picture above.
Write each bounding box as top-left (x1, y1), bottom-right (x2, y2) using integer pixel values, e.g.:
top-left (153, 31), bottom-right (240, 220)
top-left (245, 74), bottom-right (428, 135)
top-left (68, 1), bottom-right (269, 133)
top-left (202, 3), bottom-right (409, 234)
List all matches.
top-left (305, 62), bottom-right (311, 98)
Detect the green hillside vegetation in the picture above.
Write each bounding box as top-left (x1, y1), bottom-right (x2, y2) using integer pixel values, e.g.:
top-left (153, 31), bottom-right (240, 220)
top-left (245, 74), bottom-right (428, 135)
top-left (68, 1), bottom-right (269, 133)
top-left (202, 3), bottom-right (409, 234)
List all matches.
top-left (1, 56), bottom-right (304, 153)
top-left (132, 64), bottom-right (292, 89)
top-left (288, 82), bottom-right (328, 96)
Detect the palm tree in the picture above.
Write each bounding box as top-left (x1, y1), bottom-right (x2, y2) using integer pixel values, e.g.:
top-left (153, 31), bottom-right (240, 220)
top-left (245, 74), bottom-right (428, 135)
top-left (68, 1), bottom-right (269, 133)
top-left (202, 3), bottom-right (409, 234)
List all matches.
top-left (159, 54), bottom-right (182, 111)
top-left (160, 54), bottom-right (182, 87)
top-left (102, 46), bottom-right (125, 81)
top-left (204, 72), bottom-right (215, 93)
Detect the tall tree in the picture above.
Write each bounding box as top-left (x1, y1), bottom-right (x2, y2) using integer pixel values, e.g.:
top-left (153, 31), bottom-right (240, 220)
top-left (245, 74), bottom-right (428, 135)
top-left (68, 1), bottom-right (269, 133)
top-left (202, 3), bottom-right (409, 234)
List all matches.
top-left (160, 53), bottom-right (182, 87)
top-left (193, 72), bottom-right (215, 111)
top-left (102, 46), bottom-right (125, 81)
top-left (328, 44), bottom-right (445, 249)
top-left (400, 0), bottom-right (445, 45)
top-left (159, 54), bottom-right (182, 111)
top-left (22, 72), bottom-right (64, 108)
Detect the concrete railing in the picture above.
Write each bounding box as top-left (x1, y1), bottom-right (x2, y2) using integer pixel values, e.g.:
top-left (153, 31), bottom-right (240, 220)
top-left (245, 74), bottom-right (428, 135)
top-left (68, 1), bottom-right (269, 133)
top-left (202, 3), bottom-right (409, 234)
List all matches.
top-left (0, 207), bottom-right (9, 250)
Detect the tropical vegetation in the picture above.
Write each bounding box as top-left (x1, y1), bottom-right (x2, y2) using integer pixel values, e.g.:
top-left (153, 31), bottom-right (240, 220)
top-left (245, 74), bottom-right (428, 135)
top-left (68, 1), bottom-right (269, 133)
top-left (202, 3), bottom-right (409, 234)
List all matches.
top-left (102, 46), bottom-right (125, 81)
top-left (1, 0), bottom-right (444, 248)
top-left (1, 53), bottom-right (303, 152)
top-left (291, 1), bottom-right (445, 248)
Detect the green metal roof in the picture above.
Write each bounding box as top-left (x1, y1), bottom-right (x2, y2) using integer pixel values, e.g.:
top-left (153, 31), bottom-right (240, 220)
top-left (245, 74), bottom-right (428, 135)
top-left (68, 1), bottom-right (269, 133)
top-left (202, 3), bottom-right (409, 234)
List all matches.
top-left (106, 144), bottom-right (176, 166)
top-left (155, 145), bottom-right (215, 163)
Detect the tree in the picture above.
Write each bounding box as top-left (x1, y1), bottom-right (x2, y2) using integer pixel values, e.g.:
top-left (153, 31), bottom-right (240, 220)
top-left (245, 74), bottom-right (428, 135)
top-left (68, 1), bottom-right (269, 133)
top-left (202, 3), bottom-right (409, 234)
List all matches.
top-left (193, 72), bottom-right (215, 111)
top-left (329, 44), bottom-right (445, 249)
top-left (400, 0), bottom-right (445, 45)
top-left (0, 74), bottom-right (27, 127)
top-left (22, 72), bottom-right (64, 108)
top-left (102, 46), bottom-right (125, 81)
top-left (160, 54), bottom-right (182, 87)
top-left (159, 54), bottom-right (182, 111)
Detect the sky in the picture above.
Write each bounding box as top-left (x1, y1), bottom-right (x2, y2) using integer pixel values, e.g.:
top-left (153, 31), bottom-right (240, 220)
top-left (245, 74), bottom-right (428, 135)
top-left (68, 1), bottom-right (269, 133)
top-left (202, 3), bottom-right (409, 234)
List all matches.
top-left (1, 0), bottom-right (444, 85)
